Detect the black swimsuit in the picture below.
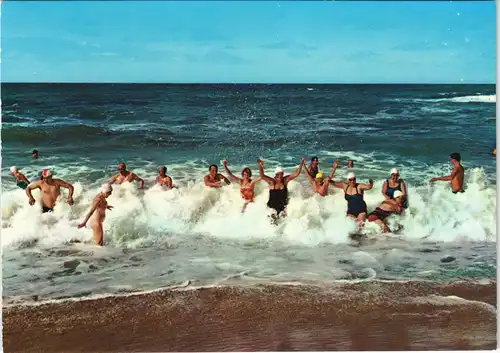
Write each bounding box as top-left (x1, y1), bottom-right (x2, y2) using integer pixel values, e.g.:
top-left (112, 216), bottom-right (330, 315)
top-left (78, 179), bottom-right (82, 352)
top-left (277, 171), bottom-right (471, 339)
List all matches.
top-left (42, 206), bottom-right (53, 213)
top-left (369, 207), bottom-right (392, 221)
top-left (344, 184), bottom-right (367, 217)
top-left (385, 179), bottom-right (408, 208)
top-left (267, 184), bottom-right (288, 214)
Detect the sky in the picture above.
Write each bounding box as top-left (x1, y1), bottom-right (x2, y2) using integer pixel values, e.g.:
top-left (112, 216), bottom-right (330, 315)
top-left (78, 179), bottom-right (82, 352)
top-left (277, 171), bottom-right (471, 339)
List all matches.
top-left (1, 1), bottom-right (496, 83)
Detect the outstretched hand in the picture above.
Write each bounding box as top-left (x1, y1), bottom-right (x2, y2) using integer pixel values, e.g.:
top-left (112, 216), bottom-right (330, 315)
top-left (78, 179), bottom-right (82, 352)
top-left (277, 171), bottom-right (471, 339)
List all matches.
top-left (222, 160), bottom-right (227, 167)
top-left (106, 205), bottom-right (113, 210)
top-left (257, 159), bottom-right (264, 167)
top-left (333, 160), bottom-right (339, 168)
top-left (368, 179), bottom-right (374, 184)
top-left (429, 178), bottom-right (436, 183)
top-left (77, 223), bottom-right (86, 229)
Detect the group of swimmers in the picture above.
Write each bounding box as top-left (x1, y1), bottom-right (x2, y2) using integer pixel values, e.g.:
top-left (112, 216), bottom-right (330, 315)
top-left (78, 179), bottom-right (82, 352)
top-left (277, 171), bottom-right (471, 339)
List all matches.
top-left (9, 150), bottom-right (466, 245)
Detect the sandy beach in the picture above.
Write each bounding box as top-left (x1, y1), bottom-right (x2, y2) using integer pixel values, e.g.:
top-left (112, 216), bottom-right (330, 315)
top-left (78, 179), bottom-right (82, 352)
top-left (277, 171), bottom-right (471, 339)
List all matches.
top-left (3, 280), bottom-right (496, 352)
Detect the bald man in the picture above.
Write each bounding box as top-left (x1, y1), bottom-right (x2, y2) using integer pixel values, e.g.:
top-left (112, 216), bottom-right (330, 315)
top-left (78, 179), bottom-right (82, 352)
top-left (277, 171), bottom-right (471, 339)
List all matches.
top-left (108, 162), bottom-right (144, 189)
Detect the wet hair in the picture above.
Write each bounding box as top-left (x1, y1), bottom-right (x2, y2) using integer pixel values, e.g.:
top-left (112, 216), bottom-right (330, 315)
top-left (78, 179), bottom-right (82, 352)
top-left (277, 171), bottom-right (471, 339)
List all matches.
top-left (311, 156), bottom-right (319, 162)
top-left (209, 164), bottom-right (218, 172)
top-left (450, 152), bottom-right (461, 162)
top-left (159, 166), bottom-right (167, 174)
top-left (241, 167), bottom-right (252, 177)
top-left (32, 149), bottom-right (39, 155)
top-left (118, 162), bottom-right (126, 168)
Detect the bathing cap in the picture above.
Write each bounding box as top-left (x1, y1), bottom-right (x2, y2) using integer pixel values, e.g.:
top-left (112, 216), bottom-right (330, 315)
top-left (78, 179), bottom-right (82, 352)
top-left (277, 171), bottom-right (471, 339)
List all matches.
top-left (275, 167), bottom-right (284, 174)
top-left (315, 173), bottom-right (323, 179)
top-left (347, 172), bottom-right (356, 180)
top-left (100, 184), bottom-right (112, 193)
top-left (10, 166), bottom-right (17, 173)
top-left (390, 168), bottom-right (399, 175)
top-left (41, 169), bottom-right (52, 178)
top-left (393, 190), bottom-right (404, 198)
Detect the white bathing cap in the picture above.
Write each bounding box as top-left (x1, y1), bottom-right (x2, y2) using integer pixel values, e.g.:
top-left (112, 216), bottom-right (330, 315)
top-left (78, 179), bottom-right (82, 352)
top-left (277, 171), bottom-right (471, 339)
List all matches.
top-left (347, 172), bottom-right (356, 180)
top-left (10, 166), bottom-right (17, 173)
top-left (390, 168), bottom-right (399, 175)
top-left (100, 184), bottom-right (112, 193)
top-left (275, 167), bottom-right (284, 174)
top-left (393, 190), bottom-right (404, 198)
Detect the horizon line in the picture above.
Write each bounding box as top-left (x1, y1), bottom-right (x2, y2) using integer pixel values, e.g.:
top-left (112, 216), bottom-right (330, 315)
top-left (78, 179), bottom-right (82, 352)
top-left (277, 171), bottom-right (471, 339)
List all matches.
top-left (1, 81), bottom-right (496, 85)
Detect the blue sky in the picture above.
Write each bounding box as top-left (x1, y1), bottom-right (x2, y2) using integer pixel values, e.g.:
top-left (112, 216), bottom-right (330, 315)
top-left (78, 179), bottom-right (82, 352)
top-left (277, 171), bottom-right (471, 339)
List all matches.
top-left (1, 1), bottom-right (495, 83)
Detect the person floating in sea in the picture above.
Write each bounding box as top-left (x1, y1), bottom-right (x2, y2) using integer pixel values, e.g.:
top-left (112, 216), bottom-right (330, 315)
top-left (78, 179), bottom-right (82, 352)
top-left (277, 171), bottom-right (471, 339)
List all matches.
top-left (31, 149), bottom-right (39, 159)
top-left (204, 164), bottom-right (231, 188)
top-left (347, 160), bottom-right (354, 168)
top-left (222, 160), bottom-right (261, 213)
top-left (429, 152), bottom-right (465, 194)
top-left (257, 158), bottom-right (305, 223)
top-left (108, 162), bottom-right (145, 189)
top-left (156, 166), bottom-right (173, 189)
top-left (307, 156), bottom-right (319, 177)
top-left (303, 160), bottom-right (339, 196)
top-left (368, 190), bottom-right (405, 233)
top-left (382, 168), bottom-right (408, 208)
top-left (10, 166), bottom-right (30, 190)
top-left (331, 172), bottom-right (374, 227)
top-left (78, 184), bottom-right (114, 246)
top-left (25, 169), bottom-right (75, 213)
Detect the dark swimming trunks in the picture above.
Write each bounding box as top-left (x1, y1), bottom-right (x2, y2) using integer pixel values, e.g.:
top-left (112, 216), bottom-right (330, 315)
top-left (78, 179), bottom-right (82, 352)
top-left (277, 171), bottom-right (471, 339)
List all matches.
top-left (369, 207), bottom-right (393, 221)
top-left (16, 180), bottom-right (28, 190)
top-left (452, 190), bottom-right (465, 194)
top-left (42, 206), bottom-right (54, 213)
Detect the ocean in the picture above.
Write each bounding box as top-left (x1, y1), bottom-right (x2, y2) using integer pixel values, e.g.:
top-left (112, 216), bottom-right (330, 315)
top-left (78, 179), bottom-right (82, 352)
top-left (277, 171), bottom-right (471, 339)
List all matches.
top-left (1, 83), bottom-right (496, 305)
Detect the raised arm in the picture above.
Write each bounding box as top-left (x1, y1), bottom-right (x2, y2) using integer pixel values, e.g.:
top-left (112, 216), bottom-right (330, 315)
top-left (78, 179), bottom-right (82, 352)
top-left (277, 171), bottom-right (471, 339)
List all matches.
top-left (328, 160), bottom-right (339, 180)
top-left (249, 177), bottom-right (262, 186)
top-left (430, 167), bottom-right (459, 183)
top-left (78, 198), bottom-right (100, 228)
top-left (55, 179), bottom-right (75, 204)
top-left (257, 160), bottom-right (275, 185)
top-left (381, 180), bottom-right (391, 200)
top-left (284, 158), bottom-right (306, 184)
top-left (303, 166), bottom-right (315, 185)
top-left (359, 179), bottom-right (374, 191)
top-left (26, 181), bottom-right (41, 205)
top-left (222, 161), bottom-right (242, 183)
top-left (331, 180), bottom-right (346, 189)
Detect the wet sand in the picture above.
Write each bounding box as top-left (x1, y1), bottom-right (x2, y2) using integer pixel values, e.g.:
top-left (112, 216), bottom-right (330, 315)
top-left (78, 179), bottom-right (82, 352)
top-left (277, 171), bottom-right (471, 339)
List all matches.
top-left (3, 280), bottom-right (497, 352)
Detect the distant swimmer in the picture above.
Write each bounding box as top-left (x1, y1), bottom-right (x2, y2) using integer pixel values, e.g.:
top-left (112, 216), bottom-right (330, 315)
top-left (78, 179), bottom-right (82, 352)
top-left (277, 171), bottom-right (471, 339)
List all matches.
top-left (25, 169), bottom-right (75, 213)
top-left (258, 158), bottom-right (305, 222)
top-left (331, 172), bottom-right (374, 225)
top-left (304, 160), bottom-right (339, 196)
top-left (492, 147), bottom-right (496, 156)
top-left (307, 156), bottom-right (319, 177)
top-left (368, 190), bottom-right (405, 233)
top-left (156, 166), bottom-right (173, 189)
top-left (429, 152), bottom-right (465, 194)
top-left (204, 164), bottom-right (231, 188)
top-left (108, 162), bottom-right (145, 189)
top-left (347, 160), bottom-right (354, 168)
top-left (382, 168), bottom-right (408, 208)
top-left (10, 166), bottom-right (30, 190)
top-left (222, 160), bottom-right (261, 213)
top-left (31, 149), bottom-right (39, 159)
top-left (78, 184), bottom-right (114, 246)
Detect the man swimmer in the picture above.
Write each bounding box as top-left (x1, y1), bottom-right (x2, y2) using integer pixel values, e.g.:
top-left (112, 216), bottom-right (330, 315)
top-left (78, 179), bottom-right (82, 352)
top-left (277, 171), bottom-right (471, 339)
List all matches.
top-left (429, 152), bottom-right (465, 194)
top-left (368, 190), bottom-right (405, 233)
top-left (156, 166), bottom-right (173, 189)
top-left (78, 184), bottom-right (114, 246)
top-left (222, 160), bottom-right (261, 213)
top-left (258, 158), bottom-right (305, 221)
top-left (32, 149), bottom-right (39, 159)
top-left (204, 164), bottom-right (231, 188)
top-left (25, 169), bottom-right (75, 213)
top-left (10, 166), bottom-right (30, 190)
top-left (303, 160), bottom-right (339, 196)
top-left (108, 162), bottom-right (145, 189)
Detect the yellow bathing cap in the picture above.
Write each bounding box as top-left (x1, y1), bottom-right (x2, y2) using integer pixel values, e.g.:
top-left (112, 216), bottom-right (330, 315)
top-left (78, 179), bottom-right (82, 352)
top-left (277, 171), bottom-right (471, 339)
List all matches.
top-left (315, 173), bottom-right (323, 179)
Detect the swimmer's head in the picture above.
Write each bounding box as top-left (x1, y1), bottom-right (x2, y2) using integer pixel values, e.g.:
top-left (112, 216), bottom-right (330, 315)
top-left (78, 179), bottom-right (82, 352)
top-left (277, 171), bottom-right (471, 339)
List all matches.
top-left (158, 166), bottom-right (167, 176)
top-left (315, 172), bottom-right (323, 181)
top-left (117, 162), bottom-right (126, 172)
top-left (10, 166), bottom-right (18, 174)
top-left (241, 167), bottom-right (252, 178)
top-left (347, 172), bottom-right (356, 183)
top-left (209, 164), bottom-right (218, 175)
top-left (100, 183), bottom-right (113, 196)
top-left (311, 156), bottom-right (319, 166)
top-left (390, 168), bottom-right (399, 179)
top-left (450, 152), bottom-right (461, 163)
top-left (393, 190), bottom-right (404, 199)
top-left (274, 167), bottom-right (284, 179)
top-left (41, 169), bottom-right (52, 180)
top-left (32, 149), bottom-right (39, 159)
top-left (347, 160), bottom-right (354, 168)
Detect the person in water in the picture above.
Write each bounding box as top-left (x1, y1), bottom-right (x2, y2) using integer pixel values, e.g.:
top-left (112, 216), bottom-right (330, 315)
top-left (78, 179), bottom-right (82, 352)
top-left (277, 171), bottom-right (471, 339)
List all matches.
top-left (331, 172), bottom-right (374, 225)
top-left (78, 184), bottom-right (114, 246)
top-left (307, 156), bottom-right (319, 177)
top-left (108, 162), bottom-right (145, 189)
top-left (156, 166), bottom-right (173, 189)
top-left (222, 160), bottom-right (262, 213)
top-left (429, 152), bottom-right (465, 194)
top-left (257, 158), bottom-right (305, 221)
top-left (382, 168), bottom-right (408, 208)
top-left (204, 164), bottom-right (231, 188)
top-left (368, 190), bottom-right (405, 233)
top-left (10, 166), bottom-right (30, 190)
top-left (303, 160), bottom-right (339, 197)
top-left (347, 160), bottom-right (354, 168)
top-left (32, 149), bottom-right (39, 159)
top-left (26, 169), bottom-right (75, 213)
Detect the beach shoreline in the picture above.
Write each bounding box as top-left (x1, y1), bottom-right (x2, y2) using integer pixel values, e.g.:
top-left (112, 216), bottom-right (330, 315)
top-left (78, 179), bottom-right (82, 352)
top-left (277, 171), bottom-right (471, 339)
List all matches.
top-left (3, 280), bottom-right (496, 352)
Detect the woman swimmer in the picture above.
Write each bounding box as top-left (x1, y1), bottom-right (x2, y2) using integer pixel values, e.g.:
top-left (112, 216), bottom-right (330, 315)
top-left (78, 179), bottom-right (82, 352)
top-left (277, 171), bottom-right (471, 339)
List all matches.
top-left (222, 160), bottom-right (261, 213)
